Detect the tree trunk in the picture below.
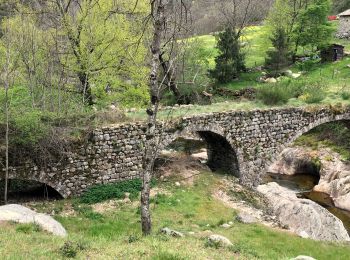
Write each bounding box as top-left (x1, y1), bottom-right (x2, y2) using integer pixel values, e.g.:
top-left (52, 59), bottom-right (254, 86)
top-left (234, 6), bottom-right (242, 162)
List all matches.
top-left (78, 72), bottom-right (93, 106)
top-left (141, 0), bottom-right (166, 236)
top-left (4, 85), bottom-right (9, 205)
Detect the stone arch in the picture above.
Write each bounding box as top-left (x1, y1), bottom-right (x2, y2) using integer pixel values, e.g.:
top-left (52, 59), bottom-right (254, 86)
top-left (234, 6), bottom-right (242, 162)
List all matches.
top-left (266, 114), bottom-right (350, 174)
top-left (0, 174), bottom-right (65, 199)
top-left (284, 115), bottom-right (350, 155)
top-left (160, 124), bottom-right (242, 177)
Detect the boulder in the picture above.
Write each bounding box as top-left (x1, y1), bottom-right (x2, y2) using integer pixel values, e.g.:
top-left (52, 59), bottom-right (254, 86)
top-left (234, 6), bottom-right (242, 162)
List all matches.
top-left (236, 212), bottom-right (258, 224)
top-left (284, 70), bottom-right (293, 77)
top-left (220, 223), bottom-right (231, 228)
top-left (0, 204), bottom-right (67, 237)
top-left (257, 183), bottom-right (350, 242)
top-left (291, 73), bottom-right (301, 79)
top-left (265, 78), bottom-right (277, 83)
top-left (160, 227), bottom-right (184, 238)
top-left (290, 256), bottom-right (316, 260)
top-left (207, 234), bottom-right (233, 247)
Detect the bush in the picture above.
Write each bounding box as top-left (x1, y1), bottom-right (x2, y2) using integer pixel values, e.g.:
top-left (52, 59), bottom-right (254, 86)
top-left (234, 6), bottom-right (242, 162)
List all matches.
top-left (59, 241), bottom-right (81, 258)
top-left (296, 57), bottom-right (320, 72)
top-left (80, 179), bottom-right (156, 204)
top-left (257, 80), bottom-right (298, 105)
top-left (300, 81), bottom-right (326, 104)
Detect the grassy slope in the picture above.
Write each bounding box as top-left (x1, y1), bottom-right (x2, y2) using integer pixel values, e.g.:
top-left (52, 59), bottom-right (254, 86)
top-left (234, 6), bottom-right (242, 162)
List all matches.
top-left (126, 24), bottom-right (350, 122)
top-left (1, 172), bottom-right (349, 259)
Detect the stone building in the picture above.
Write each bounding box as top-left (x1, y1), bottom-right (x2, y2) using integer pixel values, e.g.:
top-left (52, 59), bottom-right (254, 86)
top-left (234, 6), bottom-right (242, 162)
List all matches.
top-left (337, 9), bottom-right (350, 38)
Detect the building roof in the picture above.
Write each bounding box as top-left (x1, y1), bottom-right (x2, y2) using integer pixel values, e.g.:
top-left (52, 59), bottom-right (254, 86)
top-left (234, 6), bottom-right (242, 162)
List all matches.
top-left (339, 9), bottom-right (350, 17)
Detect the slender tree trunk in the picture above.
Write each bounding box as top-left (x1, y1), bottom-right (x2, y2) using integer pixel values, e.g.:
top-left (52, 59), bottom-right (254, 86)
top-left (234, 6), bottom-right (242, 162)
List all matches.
top-left (141, 0), bottom-right (166, 236)
top-left (4, 85), bottom-right (9, 205)
top-left (79, 72), bottom-right (93, 106)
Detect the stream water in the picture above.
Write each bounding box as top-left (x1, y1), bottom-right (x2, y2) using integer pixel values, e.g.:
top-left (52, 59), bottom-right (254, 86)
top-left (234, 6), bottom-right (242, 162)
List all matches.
top-left (263, 173), bottom-right (350, 234)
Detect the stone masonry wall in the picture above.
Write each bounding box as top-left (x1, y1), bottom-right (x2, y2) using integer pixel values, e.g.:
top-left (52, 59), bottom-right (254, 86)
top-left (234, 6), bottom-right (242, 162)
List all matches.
top-left (2, 106), bottom-right (350, 198)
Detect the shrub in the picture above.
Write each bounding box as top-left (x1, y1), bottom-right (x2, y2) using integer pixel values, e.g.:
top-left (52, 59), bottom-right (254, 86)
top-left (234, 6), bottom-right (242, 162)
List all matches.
top-left (296, 58), bottom-right (320, 72)
top-left (80, 179), bottom-right (156, 204)
top-left (257, 81), bottom-right (297, 105)
top-left (59, 241), bottom-right (78, 258)
top-left (300, 81), bottom-right (326, 104)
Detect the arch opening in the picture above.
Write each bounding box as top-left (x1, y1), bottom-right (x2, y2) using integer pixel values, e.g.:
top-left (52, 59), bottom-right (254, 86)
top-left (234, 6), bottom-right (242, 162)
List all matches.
top-left (0, 179), bottom-right (63, 204)
top-left (197, 131), bottom-right (240, 177)
top-left (157, 130), bottom-right (240, 178)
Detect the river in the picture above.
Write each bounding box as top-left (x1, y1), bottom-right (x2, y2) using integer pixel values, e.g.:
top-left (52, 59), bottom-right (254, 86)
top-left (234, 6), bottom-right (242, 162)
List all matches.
top-left (263, 173), bottom-right (350, 234)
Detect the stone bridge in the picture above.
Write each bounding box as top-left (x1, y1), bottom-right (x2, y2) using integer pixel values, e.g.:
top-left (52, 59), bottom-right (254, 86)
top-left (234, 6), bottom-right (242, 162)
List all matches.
top-left (2, 106), bottom-right (350, 198)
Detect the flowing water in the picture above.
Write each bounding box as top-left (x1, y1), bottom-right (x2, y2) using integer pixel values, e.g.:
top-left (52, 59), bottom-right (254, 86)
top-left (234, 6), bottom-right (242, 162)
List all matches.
top-left (263, 173), bottom-right (350, 234)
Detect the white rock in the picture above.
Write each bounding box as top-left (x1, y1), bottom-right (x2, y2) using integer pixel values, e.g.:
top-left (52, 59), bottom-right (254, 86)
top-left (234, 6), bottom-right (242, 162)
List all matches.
top-left (298, 231), bottom-right (310, 239)
top-left (290, 256), bottom-right (316, 260)
top-left (265, 78), bottom-right (277, 83)
top-left (0, 204), bottom-right (67, 237)
top-left (236, 213), bottom-right (258, 224)
top-left (220, 223), bottom-right (231, 228)
top-left (291, 73), bottom-right (301, 79)
top-left (208, 234), bottom-right (233, 247)
top-left (160, 227), bottom-right (184, 237)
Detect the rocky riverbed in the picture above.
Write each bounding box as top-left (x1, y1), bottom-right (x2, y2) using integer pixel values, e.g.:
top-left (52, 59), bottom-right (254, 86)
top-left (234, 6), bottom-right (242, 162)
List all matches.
top-left (263, 146), bottom-right (350, 241)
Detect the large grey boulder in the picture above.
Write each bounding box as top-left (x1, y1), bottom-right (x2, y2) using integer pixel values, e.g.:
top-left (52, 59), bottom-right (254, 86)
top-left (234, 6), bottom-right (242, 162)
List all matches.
top-left (257, 183), bottom-right (350, 242)
top-left (0, 204), bottom-right (67, 237)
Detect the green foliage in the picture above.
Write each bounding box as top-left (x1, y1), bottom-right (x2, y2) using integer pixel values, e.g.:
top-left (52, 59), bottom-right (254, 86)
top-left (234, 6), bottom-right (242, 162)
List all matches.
top-left (265, 27), bottom-right (292, 76)
top-left (300, 81), bottom-right (326, 104)
top-left (296, 57), bottom-right (321, 72)
top-left (59, 241), bottom-right (87, 258)
top-left (210, 26), bottom-right (246, 84)
top-left (294, 0), bottom-right (334, 50)
top-left (267, 0), bottom-right (334, 56)
top-left (80, 179), bottom-right (156, 204)
top-left (257, 82), bottom-right (295, 105)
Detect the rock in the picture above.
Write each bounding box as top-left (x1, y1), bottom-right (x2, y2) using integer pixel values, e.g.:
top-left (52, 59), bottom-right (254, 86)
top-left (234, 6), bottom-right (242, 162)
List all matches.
top-left (208, 234), bottom-right (233, 247)
top-left (265, 77), bottom-right (277, 83)
top-left (284, 70), bottom-right (293, 77)
top-left (290, 256), bottom-right (316, 260)
top-left (175, 182), bottom-right (181, 187)
top-left (160, 227), bottom-right (184, 238)
top-left (0, 204), bottom-right (67, 237)
top-left (291, 73), bottom-right (301, 79)
top-left (271, 147), bottom-right (350, 212)
top-left (268, 147), bottom-right (317, 176)
top-left (236, 213), bottom-right (258, 224)
top-left (298, 231), bottom-right (310, 239)
top-left (257, 183), bottom-right (350, 242)
top-left (220, 223), bottom-right (231, 228)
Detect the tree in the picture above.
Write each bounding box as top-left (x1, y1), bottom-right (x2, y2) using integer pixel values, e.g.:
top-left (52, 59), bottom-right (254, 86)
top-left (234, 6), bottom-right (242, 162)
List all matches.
top-left (294, 0), bottom-right (333, 51)
top-left (0, 18), bottom-right (19, 204)
top-left (265, 27), bottom-right (292, 76)
top-left (141, 0), bottom-right (190, 235)
top-left (209, 26), bottom-right (246, 84)
top-left (267, 0), bottom-right (333, 59)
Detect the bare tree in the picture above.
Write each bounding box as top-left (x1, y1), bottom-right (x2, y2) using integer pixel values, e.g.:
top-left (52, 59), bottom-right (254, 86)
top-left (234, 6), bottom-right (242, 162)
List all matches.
top-left (141, 0), bottom-right (190, 235)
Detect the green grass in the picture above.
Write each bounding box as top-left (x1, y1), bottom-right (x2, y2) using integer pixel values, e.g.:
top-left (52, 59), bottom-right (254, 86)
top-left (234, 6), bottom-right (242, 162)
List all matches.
top-left (1, 172), bottom-right (350, 259)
